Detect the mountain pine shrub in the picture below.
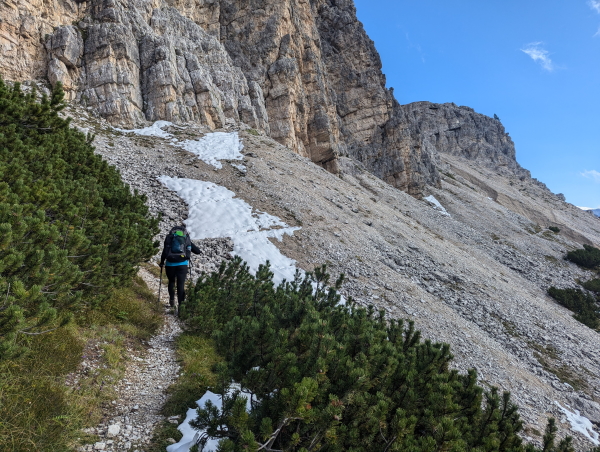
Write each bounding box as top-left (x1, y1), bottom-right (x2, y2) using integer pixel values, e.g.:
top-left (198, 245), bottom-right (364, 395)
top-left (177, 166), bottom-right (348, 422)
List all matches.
top-left (0, 79), bottom-right (158, 359)
top-left (581, 279), bottom-right (600, 295)
top-left (566, 245), bottom-right (600, 270)
top-left (547, 287), bottom-right (599, 330)
top-left (182, 257), bottom-right (574, 452)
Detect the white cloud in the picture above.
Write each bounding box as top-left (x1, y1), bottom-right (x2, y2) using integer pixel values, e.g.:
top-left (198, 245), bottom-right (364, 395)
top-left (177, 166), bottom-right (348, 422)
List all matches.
top-left (581, 169), bottom-right (600, 183)
top-left (521, 42), bottom-right (554, 71)
top-left (589, 1), bottom-right (600, 36)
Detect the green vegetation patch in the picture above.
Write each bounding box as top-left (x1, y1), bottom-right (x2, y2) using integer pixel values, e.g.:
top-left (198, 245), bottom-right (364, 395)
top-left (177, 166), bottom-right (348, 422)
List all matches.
top-left (0, 278), bottom-right (163, 451)
top-left (0, 79), bottom-right (158, 359)
top-left (547, 287), bottom-right (600, 330)
top-left (566, 245), bottom-right (600, 269)
top-left (170, 257), bottom-right (575, 452)
top-left (0, 77), bottom-right (161, 450)
top-left (548, 226), bottom-right (560, 233)
top-left (582, 278), bottom-right (600, 295)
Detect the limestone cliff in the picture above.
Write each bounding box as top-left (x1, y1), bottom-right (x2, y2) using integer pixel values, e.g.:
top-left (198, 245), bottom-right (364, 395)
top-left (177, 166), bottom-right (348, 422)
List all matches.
top-left (0, 0), bottom-right (524, 197)
top-left (396, 101), bottom-right (526, 177)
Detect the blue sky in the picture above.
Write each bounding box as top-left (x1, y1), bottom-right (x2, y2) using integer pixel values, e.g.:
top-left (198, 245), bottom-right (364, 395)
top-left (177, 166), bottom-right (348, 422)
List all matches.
top-left (353, 0), bottom-right (600, 208)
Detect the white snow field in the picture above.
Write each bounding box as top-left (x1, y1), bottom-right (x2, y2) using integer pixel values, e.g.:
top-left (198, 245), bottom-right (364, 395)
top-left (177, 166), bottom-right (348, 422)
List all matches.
top-left (159, 176), bottom-right (300, 285)
top-left (115, 120), bottom-right (174, 139)
top-left (424, 195), bottom-right (451, 217)
top-left (555, 402), bottom-right (600, 446)
top-left (180, 132), bottom-right (244, 169)
top-left (116, 121), bottom-right (244, 168)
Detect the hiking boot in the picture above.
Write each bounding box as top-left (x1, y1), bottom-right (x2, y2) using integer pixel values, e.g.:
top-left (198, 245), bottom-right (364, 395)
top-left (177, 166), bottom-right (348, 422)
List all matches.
top-left (169, 298), bottom-right (175, 307)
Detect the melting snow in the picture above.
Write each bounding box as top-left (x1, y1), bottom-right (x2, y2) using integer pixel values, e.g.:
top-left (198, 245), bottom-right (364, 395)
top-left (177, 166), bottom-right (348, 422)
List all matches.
top-left (167, 385), bottom-right (252, 452)
top-left (115, 120), bottom-right (174, 138)
top-left (116, 121), bottom-right (244, 168)
top-left (230, 162), bottom-right (247, 172)
top-left (159, 176), bottom-right (300, 285)
top-left (555, 402), bottom-right (600, 445)
top-left (180, 132), bottom-right (244, 169)
top-left (424, 195), bottom-right (451, 217)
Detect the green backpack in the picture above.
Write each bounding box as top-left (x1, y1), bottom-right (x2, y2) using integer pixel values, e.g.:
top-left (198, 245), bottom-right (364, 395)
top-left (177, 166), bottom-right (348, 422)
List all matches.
top-left (166, 226), bottom-right (191, 263)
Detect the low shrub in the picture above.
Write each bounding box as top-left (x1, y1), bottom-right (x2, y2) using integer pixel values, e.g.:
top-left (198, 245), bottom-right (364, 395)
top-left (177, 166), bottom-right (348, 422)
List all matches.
top-left (0, 79), bottom-right (159, 359)
top-left (180, 257), bottom-right (568, 452)
top-left (582, 279), bottom-right (600, 295)
top-left (548, 226), bottom-right (560, 233)
top-left (547, 287), bottom-right (600, 330)
top-left (566, 245), bottom-right (600, 269)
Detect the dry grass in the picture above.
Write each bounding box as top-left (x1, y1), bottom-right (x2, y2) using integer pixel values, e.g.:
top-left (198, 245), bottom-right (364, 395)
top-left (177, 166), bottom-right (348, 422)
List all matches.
top-left (0, 275), bottom-right (163, 451)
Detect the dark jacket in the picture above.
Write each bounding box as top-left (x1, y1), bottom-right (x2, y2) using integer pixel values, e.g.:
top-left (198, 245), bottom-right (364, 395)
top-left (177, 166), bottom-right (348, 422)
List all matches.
top-left (160, 233), bottom-right (201, 266)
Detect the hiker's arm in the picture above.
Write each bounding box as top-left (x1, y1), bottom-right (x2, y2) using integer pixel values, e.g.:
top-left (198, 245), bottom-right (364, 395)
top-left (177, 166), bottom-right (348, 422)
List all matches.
top-left (160, 238), bottom-right (169, 266)
top-left (190, 242), bottom-right (202, 255)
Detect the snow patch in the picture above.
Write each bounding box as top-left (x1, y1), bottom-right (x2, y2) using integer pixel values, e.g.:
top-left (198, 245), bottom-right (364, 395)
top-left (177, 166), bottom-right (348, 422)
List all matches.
top-left (115, 120), bottom-right (174, 138)
top-left (167, 385), bottom-right (252, 452)
top-left (159, 176), bottom-right (300, 285)
top-left (231, 162), bottom-right (247, 172)
top-left (116, 122), bottom-right (244, 168)
top-left (180, 132), bottom-right (244, 169)
top-left (555, 401), bottom-right (600, 445)
top-left (424, 195), bottom-right (451, 217)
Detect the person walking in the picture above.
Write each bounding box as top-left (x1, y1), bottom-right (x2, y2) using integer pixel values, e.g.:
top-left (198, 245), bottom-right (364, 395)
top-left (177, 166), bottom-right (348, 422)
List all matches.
top-left (160, 225), bottom-right (201, 314)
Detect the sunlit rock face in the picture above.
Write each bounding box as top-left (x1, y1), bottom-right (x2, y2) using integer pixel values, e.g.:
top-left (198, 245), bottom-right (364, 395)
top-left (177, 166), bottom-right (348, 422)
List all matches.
top-left (1, 0), bottom-right (530, 196)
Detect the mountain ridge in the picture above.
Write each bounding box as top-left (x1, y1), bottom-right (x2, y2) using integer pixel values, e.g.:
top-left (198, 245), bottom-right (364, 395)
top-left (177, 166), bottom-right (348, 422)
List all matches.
top-left (0, 0), bottom-right (545, 198)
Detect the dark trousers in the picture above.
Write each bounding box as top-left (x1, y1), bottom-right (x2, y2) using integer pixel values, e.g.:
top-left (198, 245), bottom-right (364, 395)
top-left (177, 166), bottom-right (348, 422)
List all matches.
top-left (165, 265), bottom-right (188, 305)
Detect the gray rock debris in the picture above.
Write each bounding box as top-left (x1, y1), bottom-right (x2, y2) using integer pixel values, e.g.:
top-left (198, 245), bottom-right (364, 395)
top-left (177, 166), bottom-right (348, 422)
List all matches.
top-left (77, 269), bottom-right (183, 452)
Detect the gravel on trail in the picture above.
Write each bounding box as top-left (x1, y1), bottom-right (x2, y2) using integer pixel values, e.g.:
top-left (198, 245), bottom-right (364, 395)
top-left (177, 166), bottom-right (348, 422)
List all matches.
top-left (78, 269), bottom-right (182, 452)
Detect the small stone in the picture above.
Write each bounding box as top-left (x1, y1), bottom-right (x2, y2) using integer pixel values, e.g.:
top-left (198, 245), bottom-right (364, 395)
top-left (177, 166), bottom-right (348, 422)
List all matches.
top-left (93, 442), bottom-right (106, 451)
top-left (167, 438), bottom-right (177, 444)
top-left (107, 424), bottom-right (121, 437)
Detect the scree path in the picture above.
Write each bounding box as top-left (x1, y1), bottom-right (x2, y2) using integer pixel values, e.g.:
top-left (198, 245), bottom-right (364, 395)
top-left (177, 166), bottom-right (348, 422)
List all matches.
top-left (78, 268), bottom-right (182, 452)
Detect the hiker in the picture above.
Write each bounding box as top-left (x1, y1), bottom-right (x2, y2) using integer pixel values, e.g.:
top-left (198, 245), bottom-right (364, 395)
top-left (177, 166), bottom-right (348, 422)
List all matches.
top-left (160, 225), bottom-right (201, 312)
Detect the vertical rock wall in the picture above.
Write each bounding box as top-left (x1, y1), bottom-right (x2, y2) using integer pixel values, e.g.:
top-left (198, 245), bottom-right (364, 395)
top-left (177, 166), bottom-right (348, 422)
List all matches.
top-left (313, 0), bottom-right (439, 195)
top-left (0, 0), bottom-right (521, 196)
top-left (0, 0), bottom-right (84, 82)
top-left (44, 0), bottom-right (268, 129)
top-left (217, 0), bottom-right (343, 171)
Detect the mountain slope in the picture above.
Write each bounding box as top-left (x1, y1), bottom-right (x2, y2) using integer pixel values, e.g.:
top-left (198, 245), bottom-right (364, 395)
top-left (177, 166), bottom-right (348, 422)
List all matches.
top-left (65, 105), bottom-right (600, 448)
top-left (2, 0), bottom-right (600, 448)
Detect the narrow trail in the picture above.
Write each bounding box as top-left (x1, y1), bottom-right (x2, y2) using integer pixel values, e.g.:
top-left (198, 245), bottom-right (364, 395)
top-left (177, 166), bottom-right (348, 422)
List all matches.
top-left (78, 268), bottom-right (183, 452)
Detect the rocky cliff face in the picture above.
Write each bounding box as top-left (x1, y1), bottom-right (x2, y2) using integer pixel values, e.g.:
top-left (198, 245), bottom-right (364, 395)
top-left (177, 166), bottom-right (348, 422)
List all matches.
top-left (395, 101), bottom-right (527, 176)
top-left (0, 0), bottom-right (532, 196)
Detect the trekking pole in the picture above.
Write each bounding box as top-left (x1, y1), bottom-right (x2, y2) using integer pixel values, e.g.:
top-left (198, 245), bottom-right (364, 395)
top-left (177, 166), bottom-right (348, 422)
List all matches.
top-left (158, 265), bottom-right (163, 304)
